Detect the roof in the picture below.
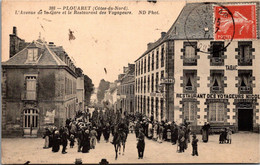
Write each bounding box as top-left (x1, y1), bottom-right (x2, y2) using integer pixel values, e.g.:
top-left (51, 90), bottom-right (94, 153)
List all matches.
top-left (135, 1), bottom-right (260, 62)
top-left (2, 39), bottom-right (67, 66)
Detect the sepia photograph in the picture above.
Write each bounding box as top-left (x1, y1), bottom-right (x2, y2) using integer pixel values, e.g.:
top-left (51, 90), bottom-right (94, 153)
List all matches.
top-left (1, 0), bottom-right (260, 164)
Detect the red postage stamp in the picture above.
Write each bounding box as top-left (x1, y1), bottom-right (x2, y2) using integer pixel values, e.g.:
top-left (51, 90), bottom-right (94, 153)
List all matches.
top-left (214, 4), bottom-right (257, 40)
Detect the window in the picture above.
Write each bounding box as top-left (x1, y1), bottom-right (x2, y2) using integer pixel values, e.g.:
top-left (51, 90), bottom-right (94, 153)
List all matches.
top-left (211, 74), bottom-right (221, 91)
top-left (210, 42), bottom-right (224, 66)
top-left (210, 70), bottom-right (224, 93)
top-left (138, 78), bottom-right (140, 93)
top-left (183, 102), bottom-right (196, 121)
top-left (238, 42), bottom-right (252, 66)
top-left (144, 58), bottom-right (146, 73)
top-left (24, 109), bottom-right (38, 128)
top-left (209, 102), bottom-right (224, 122)
top-left (156, 72), bottom-right (159, 92)
top-left (148, 55), bottom-right (150, 72)
top-left (183, 42), bottom-right (197, 65)
top-left (151, 97), bottom-right (154, 117)
top-left (26, 76), bottom-right (37, 100)
top-left (156, 50), bottom-right (159, 69)
top-left (184, 46), bottom-right (196, 65)
top-left (161, 71), bottom-right (164, 80)
top-left (161, 46), bottom-right (164, 67)
top-left (138, 61), bottom-right (141, 75)
top-left (144, 76), bottom-right (146, 93)
top-left (238, 70), bottom-right (252, 94)
top-left (184, 72), bottom-right (196, 92)
top-left (152, 52), bottom-right (154, 71)
top-left (27, 48), bottom-right (38, 62)
top-left (141, 77), bottom-right (143, 93)
top-left (147, 97), bottom-right (150, 116)
top-left (141, 59), bottom-right (143, 74)
top-left (212, 44), bottom-right (222, 57)
top-left (143, 96), bottom-right (146, 115)
top-left (151, 74), bottom-right (154, 92)
top-left (136, 80), bottom-right (138, 92)
top-left (136, 63), bottom-right (138, 76)
top-left (148, 75), bottom-right (150, 92)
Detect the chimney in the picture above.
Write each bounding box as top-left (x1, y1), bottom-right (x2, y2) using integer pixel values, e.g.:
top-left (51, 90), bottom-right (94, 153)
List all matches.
top-left (13, 26), bottom-right (17, 35)
top-left (147, 42), bottom-right (153, 50)
top-left (161, 32), bottom-right (166, 38)
top-left (48, 42), bottom-right (55, 47)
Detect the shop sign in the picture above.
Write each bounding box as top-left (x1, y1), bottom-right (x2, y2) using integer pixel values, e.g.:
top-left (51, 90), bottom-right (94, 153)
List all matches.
top-left (176, 93), bottom-right (260, 100)
top-left (150, 93), bottom-right (164, 97)
top-left (160, 78), bottom-right (175, 84)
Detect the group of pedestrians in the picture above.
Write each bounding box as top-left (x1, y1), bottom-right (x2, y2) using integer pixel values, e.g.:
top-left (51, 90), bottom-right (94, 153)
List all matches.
top-left (42, 120), bottom-right (99, 154)
top-left (42, 107), bottom-right (129, 155)
top-left (219, 127), bottom-right (232, 144)
top-left (134, 118), bottom-right (195, 154)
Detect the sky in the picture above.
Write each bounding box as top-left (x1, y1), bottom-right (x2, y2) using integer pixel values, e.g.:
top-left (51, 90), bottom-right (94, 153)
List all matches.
top-left (2, 1), bottom-right (186, 87)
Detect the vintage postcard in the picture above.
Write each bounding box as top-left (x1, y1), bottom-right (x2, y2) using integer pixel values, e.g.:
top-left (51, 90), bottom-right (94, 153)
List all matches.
top-left (1, 0), bottom-right (260, 164)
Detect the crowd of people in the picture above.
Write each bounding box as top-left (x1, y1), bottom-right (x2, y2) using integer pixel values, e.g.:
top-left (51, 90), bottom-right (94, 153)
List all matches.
top-left (42, 108), bottom-right (232, 158)
top-left (132, 115), bottom-right (194, 154)
top-left (42, 108), bottom-right (126, 154)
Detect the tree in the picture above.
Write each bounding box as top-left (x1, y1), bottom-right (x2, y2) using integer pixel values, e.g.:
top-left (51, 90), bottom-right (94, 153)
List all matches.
top-left (97, 79), bottom-right (110, 103)
top-left (84, 74), bottom-right (94, 106)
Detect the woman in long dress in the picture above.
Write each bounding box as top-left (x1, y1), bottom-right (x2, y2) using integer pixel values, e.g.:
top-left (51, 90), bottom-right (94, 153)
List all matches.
top-left (82, 129), bottom-right (90, 153)
top-left (202, 122), bottom-right (210, 142)
top-left (52, 131), bottom-right (61, 152)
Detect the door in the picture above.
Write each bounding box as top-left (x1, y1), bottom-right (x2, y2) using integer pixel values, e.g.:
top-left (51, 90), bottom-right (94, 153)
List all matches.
top-left (23, 109), bottom-right (39, 137)
top-left (238, 109), bottom-right (253, 131)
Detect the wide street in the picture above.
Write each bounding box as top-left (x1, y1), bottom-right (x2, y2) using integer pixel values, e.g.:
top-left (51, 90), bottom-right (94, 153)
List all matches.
top-left (1, 132), bottom-right (259, 164)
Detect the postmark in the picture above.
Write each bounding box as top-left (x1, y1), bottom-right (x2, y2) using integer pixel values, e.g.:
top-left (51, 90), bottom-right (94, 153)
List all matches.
top-left (184, 2), bottom-right (235, 54)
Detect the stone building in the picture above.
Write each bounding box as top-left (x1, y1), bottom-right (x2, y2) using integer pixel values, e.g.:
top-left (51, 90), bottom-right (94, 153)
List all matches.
top-left (135, 32), bottom-right (175, 122)
top-left (118, 64), bottom-right (135, 115)
top-left (135, 2), bottom-right (260, 132)
top-left (75, 68), bottom-right (85, 112)
top-left (2, 27), bottom-right (80, 137)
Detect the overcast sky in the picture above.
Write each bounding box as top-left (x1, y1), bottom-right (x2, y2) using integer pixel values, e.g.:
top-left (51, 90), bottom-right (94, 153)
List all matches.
top-left (2, 1), bottom-right (186, 87)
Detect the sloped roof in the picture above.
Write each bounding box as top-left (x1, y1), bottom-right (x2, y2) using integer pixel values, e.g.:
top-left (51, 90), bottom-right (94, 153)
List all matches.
top-left (136, 2), bottom-right (260, 62)
top-left (2, 39), bottom-right (66, 66)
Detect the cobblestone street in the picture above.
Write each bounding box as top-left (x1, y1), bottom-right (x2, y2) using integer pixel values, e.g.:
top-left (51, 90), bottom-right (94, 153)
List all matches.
top-left (1, 132), bottom-right (259, 164)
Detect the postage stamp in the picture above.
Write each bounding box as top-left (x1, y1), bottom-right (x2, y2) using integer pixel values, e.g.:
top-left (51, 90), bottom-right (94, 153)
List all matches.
top-left (214, 4), bottom-right (257, 40)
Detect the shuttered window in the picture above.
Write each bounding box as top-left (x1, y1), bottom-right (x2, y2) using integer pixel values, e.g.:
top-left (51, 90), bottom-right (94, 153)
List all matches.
top-left (26, 76), bottom-right (36, 100)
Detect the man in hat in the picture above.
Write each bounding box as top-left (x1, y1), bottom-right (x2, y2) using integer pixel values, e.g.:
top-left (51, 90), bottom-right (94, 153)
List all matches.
top-left (61, 127), bottom-right (68, 154)
top-left (137, 128), bottom-right (145, 159)
top-left (192, 134), bottom-right (198, 156)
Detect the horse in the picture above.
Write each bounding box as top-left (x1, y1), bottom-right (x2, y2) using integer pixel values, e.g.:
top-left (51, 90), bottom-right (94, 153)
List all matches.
top-left (113, 130), bottom-right (126, 160)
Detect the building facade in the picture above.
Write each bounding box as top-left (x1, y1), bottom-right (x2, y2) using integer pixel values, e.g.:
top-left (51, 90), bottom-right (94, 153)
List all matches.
top-left (2, 27), bottom-right (80, 137)
top-left (76, 68), bottom-right (85, 112)
top-left (135, 33), bottom-right (175, 122)
top-left (118, 64), bottom-right (135, 115)
top-left (135, 2), bottom-right (260, 132)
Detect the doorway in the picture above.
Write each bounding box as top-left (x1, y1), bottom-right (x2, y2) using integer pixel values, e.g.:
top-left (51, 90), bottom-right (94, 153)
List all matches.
top-left (238, 109), bottom-right (253, 131)
top-left (23, 109), bottom-right (39, 137)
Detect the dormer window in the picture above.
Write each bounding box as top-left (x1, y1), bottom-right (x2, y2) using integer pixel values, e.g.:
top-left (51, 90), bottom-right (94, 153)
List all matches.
top-left (28, 48), bottom-right (38, 62)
